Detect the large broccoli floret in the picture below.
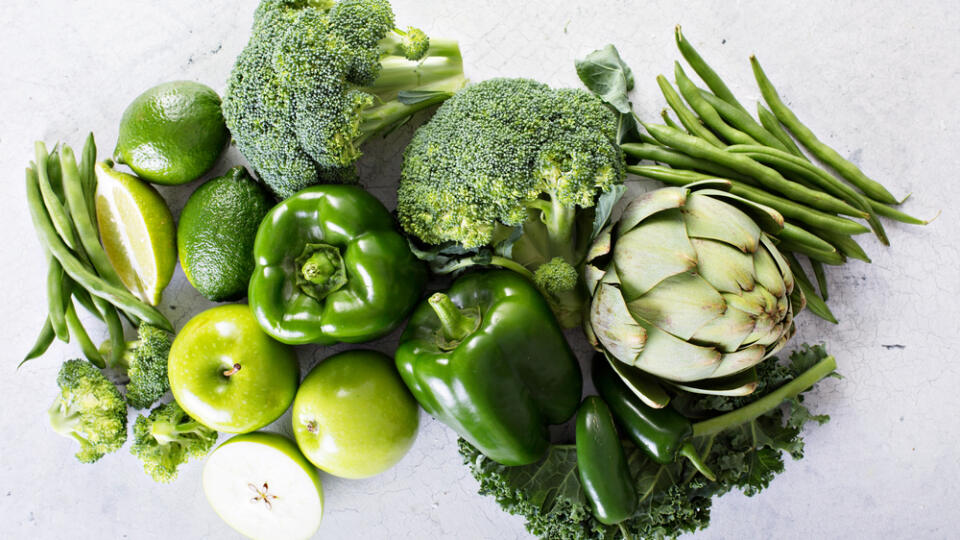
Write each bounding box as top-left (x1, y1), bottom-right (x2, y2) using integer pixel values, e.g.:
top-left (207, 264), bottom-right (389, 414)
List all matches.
top-left (101, 324), bottom-right (171, 409)
top-left (48, 359), bottom-right (128, 463)
top-left (130, 401), bottom-right (218, 483)
top-left (397, 78), bottom-right (625, 326)
top-left (223, 0), bottom-right (465, 198)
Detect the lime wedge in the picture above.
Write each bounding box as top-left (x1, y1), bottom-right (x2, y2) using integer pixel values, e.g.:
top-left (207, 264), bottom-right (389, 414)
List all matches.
top-left (95, 162), bottom-right (176, 305)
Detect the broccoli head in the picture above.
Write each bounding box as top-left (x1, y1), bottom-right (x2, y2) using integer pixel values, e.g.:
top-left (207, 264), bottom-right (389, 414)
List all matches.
top-left (398, 78), bottom-right (624, 251)
top-left (130, 401), bottom-right (218, 483)
top-left (48, 359), bottom-right (127, 463)
top-left (397, 78), bottom-right (625, 326)
top-left (102, 324), bottom-right (171, 410)
top-left (223, 0), bottom-right (465, 198)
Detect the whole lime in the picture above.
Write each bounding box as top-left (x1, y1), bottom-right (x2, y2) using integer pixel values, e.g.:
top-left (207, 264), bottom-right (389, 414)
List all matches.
top-left (178, 166), bottom-right (273, 301)
top-left (115, 81), bottom-right (228, 185)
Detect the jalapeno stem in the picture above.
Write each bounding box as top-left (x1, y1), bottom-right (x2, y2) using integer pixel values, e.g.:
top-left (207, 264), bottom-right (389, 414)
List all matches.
top-left (428, 293), bottom-right (477, 342)
top-left (678, 441), bottom-right (716, 481)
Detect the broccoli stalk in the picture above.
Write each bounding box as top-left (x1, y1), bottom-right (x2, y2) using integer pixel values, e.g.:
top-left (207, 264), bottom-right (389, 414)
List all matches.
top-left (130, 401), bottom-right (218, 483)
top-left (100, 324), bottom-right (171, 410)
top-left (48, 359), bottom-right (127, 463)
top-left (223, 0), bottom-right (465, 198)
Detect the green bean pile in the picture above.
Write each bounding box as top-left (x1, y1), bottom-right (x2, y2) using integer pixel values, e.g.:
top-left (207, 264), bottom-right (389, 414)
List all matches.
top-left (23, 136), bottom-right (172, 367)
top-left (625, 26), bottom-right (929, 322)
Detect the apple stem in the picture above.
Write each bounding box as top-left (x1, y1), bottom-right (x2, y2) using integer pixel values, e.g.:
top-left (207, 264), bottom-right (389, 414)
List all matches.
top-left (223, 363), bottom-right (241, 377)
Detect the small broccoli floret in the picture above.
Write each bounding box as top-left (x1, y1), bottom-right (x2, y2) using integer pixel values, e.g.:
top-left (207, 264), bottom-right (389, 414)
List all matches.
top-left (534, 257), bottom-right (578, 296)
top-left (102, 324), bottom-right (171, 410)
top-left (397, 78), bottom-right (625, 326)
top-left (223, 0), bottom-right (464, 198)
top-left (48, 359), bottom-right (127, 463)
top-left (130, 401), bottom-right (218, 483)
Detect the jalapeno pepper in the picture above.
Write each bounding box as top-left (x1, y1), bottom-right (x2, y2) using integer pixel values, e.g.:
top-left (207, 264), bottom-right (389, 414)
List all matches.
top-left (592, 355), bottom-right (716, 480)
top-left (576, 396), bottom-right (638, 525)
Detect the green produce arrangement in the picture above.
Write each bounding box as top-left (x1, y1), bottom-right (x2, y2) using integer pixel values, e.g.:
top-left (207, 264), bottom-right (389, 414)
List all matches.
top-left (18, 1), bottom-right (926, 539)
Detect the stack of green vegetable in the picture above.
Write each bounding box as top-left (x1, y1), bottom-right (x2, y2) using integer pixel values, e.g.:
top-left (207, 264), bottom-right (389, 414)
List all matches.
top-left (576, 27), bottom-right (930, 323)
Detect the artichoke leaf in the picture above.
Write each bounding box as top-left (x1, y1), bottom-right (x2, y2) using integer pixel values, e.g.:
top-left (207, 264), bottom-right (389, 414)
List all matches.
top-left (752, 243), bottom-right (787, 298)
top-left (616, 186), bottom-right (686, 236)
top-left (723, 290), bottom-right (766, 317)
top-left (603, 351), bottom-right (671, 409)
top-left (614, 210), bottom-right (696, 300)
top-left (690, 302), bottom-right (756, 353)
top-left (696, 189), bottom-right (784, 234)
top-left (590, 281), bottom-right (647, 364)
top-left (584, 224), bottom-right (612, 264)
top-left (682, 192), bottom-right (762, 253)
top-left (631, 317), bottom-right (722, 382)
top-left (626, 271), bottom-right (725, 340)
top-left (690, 238), bottom-right (756, 294)
top-left (711, 345), bottom-right (766, 378)
top-left (667, 367), bottom-right (759, 396)
top-left (761, 234), bottom-right (795, 295)
top-left (583, 264), bottom-right (607, 296)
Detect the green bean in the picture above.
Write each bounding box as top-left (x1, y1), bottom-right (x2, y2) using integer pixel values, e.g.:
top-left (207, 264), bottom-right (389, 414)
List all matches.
top-left (660, 109), bottom-right (683, 131)
top-left (622, 143), bottom-right (756, 184)
top-left (751, 56), bottom-right (899, 204)
top-left (785, 253), bottom-right (837, 323)
top-left (779, 239), bottom-right (846, 265)
top-left (93, 296), bottom-right (125, 369)
top-left (644, 123), bottom-right (869, 218)
top-left (626, 165), bottom-right (854, 248)
top-left (79, 134), bottom-right (99, 236)
top-left (675, 62), bottom-right (758, 145)
top-left (696, 89), bottom-right (790, 153)
top-left (725, 144), bottom-right (888, 245)
top-left (726, 181), bottom-right (869, 235)
top-left (807, 226), bottom-right (871, 263)
top-left (46, 256), bottom-right (70, 341)
top-left (656, 75), bottom-right (725, 148)
top-left (811, 260), bottom-right (828, 301)
top-left (64, 300), bottom-right (104, 368)
top-left (71, 284), bottom-right (105, 321)
top-left (25, 168), bottom-right (173, 332)
top-left (61, 145), bottom-right (125, 287)
top-left (21, 317), bottom-right (55, 367)
top-left (35, 144), bottom-right (79, 249)
top-left (674, 25), bottom-right (749, 114)
top-left (756, 104), bottom-right (807, 159)
top-left (869, 200), bottom-right (930, 225)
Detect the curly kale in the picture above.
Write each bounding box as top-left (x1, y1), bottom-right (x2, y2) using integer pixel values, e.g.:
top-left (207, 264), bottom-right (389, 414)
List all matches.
top-left (459, 345), bottom-right (837, 539)
top-left (222, 0), bottom-right (464, 198)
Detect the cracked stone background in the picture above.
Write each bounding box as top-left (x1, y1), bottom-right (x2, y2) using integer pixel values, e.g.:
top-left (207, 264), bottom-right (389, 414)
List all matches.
top-left (1, 1), bottom-right (958, 539)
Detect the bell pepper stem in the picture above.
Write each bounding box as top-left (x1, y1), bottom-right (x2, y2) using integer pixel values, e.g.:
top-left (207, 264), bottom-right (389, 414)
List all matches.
top-left (295, 243), bottom-right (348, 301)
top-left (428, 293), bottom-right (477, 342)
top-left (678, 441), bottom-right (716, 481)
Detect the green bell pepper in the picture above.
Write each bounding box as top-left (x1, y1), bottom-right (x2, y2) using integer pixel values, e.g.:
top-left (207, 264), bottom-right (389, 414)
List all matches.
top-left (248, 185), bottom-right (426, 345)
top-left (395, 270), bottom-right (582, 466)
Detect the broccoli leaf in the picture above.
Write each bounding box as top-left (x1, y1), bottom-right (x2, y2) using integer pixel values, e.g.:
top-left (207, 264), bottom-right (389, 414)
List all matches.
top-left (460, 344), bottom-right (837, 540)
top-left (575, 44), bottom-right (635, 114)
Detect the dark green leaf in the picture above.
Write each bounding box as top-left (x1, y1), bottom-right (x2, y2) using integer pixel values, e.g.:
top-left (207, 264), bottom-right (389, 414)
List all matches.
top-left (575, 44), bottom-right (635, 114)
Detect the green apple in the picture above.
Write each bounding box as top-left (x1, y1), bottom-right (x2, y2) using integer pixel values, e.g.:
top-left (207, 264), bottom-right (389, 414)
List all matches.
top-left (203, 432), bottom-right (323, 540)
top-left (292, 350), bottom-right (418, 478)
top-left (168, 304), bottom-right (299, 433)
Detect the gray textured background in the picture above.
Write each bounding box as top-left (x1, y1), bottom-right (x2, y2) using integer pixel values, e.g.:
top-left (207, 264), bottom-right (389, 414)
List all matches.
top-left (1, 1), bottom-right (958, 538)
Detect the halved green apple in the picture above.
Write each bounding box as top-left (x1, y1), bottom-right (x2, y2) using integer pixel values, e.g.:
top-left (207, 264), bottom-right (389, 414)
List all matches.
top-left (202, 432), bottom-right (323, 540)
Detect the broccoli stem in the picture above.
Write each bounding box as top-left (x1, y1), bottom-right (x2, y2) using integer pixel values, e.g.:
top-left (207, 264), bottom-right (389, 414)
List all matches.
top-left (692, 355), bottom-right (837, 437)
top-left (528, 195), bottom-right (577, 264)
top-left (149, 417), bottom-right (206, 446)
top-left (48, 402), bottom-right (81, 436)
top-left (371, 38), bottom-right (463, 99)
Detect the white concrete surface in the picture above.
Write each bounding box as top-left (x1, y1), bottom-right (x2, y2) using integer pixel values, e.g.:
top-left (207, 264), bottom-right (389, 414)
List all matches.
top-left (1, 1), bottom-right (958, 539)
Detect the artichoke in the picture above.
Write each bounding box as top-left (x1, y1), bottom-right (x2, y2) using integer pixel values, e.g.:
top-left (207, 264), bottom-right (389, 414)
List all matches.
top-left (584, 181), bottom-right (802, 403)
